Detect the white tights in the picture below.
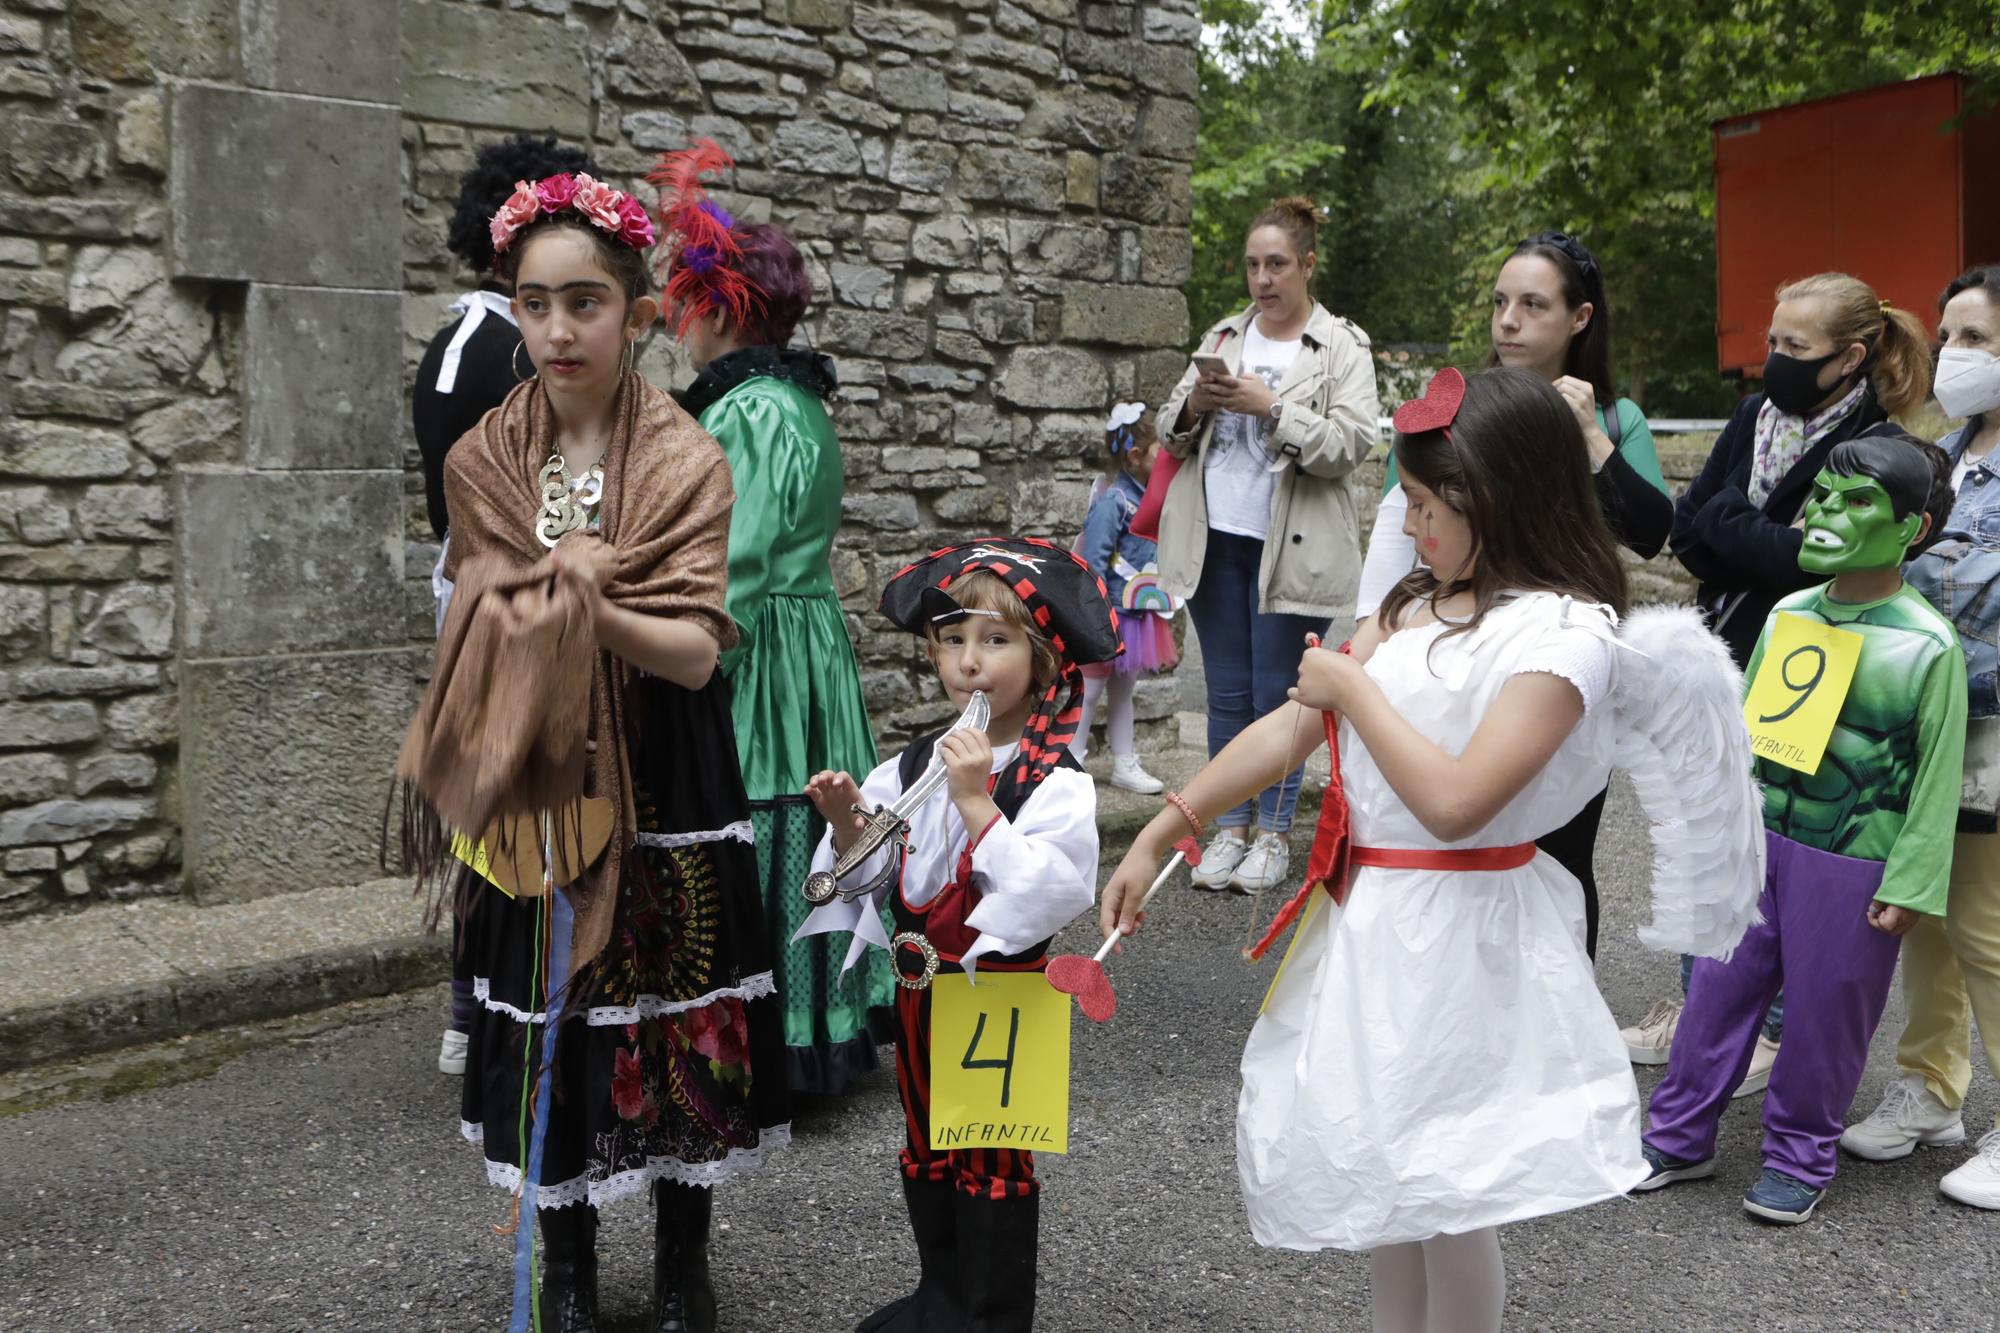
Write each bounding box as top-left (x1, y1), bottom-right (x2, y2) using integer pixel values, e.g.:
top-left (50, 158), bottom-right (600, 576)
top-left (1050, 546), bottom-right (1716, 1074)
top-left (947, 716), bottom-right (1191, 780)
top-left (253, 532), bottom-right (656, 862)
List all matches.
top-left (1368, 1228), bottom-right (1504, 1333)
top-left (1074, 671), bottom-right (1135, 760)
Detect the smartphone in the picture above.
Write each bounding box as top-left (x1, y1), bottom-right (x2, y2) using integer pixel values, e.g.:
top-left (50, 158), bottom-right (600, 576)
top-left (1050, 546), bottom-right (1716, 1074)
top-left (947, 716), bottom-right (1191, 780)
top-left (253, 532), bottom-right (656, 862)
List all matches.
top-left (1191, 353), bottom-right (1231, 379)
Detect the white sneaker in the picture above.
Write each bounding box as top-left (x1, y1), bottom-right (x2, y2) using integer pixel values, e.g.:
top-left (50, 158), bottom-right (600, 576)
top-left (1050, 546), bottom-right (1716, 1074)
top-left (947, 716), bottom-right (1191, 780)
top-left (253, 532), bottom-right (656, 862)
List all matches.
top-left (1941, 1129), bottom-right (2000, 1209)
top-left (1189, 829), bottom-right (1249, 891)
top-left (1732, 1034), bottom-right (1780, 1099)
top-left (439, 1027), bottom-right (469, 1076)
top-left (1109, 754), bottom-right (1165, 795)
top-left (1620, 998), bottom-right (1683, 1065)
top-left (1229, 831), bottom-right (1290, 895)
top-left (1840, 1074), bottom-right (1965, 1161)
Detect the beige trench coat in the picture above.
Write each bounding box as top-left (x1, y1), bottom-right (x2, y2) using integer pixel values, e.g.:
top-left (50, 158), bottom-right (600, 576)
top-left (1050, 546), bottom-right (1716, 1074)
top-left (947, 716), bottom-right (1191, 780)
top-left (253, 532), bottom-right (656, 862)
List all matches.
top-left (1155, 302), bottom-right (1380, 619)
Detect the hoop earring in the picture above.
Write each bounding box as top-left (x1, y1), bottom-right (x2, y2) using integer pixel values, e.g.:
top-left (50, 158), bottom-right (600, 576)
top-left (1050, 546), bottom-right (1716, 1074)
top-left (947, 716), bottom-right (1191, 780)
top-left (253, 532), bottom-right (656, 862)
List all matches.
top-left (618, 339), bottom-right (634, 380)
top-left (512, 338), bottom-right (535, 381)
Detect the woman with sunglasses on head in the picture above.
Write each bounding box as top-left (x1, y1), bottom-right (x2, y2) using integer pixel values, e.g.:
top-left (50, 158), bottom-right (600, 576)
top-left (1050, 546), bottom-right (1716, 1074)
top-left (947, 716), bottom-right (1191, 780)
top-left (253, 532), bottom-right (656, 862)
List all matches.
top-left (1357, 231), bottom-right (1671, 961)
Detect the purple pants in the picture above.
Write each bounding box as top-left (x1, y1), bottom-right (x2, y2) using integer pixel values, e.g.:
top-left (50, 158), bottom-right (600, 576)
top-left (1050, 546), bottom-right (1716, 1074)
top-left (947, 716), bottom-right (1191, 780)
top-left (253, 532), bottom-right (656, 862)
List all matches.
top-left (1645, 830), bottom-right (1902, 1187)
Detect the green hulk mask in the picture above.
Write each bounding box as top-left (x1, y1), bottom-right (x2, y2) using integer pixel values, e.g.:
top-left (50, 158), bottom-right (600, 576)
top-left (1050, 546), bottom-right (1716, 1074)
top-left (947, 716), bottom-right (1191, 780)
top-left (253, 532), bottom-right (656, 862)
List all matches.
top-left (1797, 433), bottom-right (1934, 576)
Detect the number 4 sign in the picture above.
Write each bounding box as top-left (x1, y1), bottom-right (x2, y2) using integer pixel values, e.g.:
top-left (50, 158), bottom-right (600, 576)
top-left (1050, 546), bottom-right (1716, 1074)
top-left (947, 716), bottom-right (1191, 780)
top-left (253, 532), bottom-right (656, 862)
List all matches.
top-left (1742, 613), bottom-right (1864, 774)
top-left (929, 971), bottom-right (1071, 1154)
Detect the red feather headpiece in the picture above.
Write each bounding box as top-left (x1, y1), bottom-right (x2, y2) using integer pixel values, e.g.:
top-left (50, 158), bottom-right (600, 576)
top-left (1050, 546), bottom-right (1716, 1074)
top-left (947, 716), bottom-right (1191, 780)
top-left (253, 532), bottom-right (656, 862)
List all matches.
top-left (645, 139), bottom-right (767, 340)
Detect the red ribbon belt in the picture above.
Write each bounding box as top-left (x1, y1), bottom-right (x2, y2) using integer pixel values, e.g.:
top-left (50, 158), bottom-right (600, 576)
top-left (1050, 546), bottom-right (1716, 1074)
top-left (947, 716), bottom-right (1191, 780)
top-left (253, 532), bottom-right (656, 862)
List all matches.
top-left (1349, 843), bottom-right (1537, 872)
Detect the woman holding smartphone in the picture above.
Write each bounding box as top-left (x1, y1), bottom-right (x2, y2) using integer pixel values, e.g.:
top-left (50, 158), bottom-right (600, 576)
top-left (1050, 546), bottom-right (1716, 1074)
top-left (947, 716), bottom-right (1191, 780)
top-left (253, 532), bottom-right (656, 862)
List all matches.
top-left (1153, 196), bottom-right (1381, 896)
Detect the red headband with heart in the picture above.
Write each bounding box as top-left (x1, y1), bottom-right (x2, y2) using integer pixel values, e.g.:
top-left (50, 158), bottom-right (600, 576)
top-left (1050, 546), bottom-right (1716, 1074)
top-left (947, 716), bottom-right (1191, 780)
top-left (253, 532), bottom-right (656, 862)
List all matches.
top-left (1392, 367), bottom-right (1467, 442)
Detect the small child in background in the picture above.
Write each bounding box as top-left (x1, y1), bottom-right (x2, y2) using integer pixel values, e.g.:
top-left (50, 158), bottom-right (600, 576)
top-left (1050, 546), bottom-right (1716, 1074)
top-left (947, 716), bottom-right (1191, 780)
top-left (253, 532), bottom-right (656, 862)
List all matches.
top-left (1074, 402), bottom-right (1179, 794)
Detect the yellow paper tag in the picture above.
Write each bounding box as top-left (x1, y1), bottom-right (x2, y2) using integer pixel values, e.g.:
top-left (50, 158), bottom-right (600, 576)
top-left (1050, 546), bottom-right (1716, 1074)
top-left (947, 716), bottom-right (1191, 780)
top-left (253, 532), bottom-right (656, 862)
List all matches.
top-left (1260, 885), bottom-right (1327, 1016)
top-left (450, 832), bottom-right (514, 898)
top-left (1742, 613), bottom-right (1864, 774)
top-left (928, 971), bottom-right (1070, 1154)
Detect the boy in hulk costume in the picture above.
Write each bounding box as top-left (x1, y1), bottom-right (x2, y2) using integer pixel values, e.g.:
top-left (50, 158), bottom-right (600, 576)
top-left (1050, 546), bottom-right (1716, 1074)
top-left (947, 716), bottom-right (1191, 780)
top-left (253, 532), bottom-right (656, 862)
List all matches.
top-left (1637, 427), bottom-right (1965, 1224)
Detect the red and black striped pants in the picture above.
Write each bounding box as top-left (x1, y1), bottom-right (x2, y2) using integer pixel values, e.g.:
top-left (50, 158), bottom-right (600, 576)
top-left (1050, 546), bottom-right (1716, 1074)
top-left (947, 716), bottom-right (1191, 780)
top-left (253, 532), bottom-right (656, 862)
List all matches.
top-left (893, 983), bottom-right (1039, 1199)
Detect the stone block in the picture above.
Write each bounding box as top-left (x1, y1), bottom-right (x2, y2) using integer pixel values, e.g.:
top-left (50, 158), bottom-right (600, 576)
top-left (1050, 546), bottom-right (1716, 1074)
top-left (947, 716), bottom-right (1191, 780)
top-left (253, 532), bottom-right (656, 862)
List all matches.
top-left (403, 0), bottom-right (589, 134)
top-left (829, 262), bottom-right (897, 311)
top-left (959, 146), bottom-right (1065, 212)
top-left (1135, 96), bottom-right (1198, 161)
top-left (1058, 281), bottom-right (1188, 346)
top-left (888, 139), bottom-right (957, 193)
top-left (241, 0), bottom-right (398, 102)
top-left (106, 692), bottom-right (176, 749)
top-left (178, 470), bottom-right (406, 657)
top-left (0, 485), bottom-right (70, 544)
top-left (1065, 32), bottom-right (1198, 99)
top-left (0, 195), bottom-right (134, 240)
top-left (972, 297), bottom-right (1034, 344)
top-left (851, 5), bottom-right (957, 53)
top-left (80, 584), bottom-right (176, 659)
top-left (0, 419), bottom-right (131, 479)
top-left (77, 485), bottom-right (171, 542)
top-left (1139, 225), bottom-right (1192, 285)
top-left (1141, 5), bottom-right (1201, 43)
top-left (76, 752), bottom-right (158, 795)
top-left (180, 647), bottom-right (427, 902)
top-left (0, 797), bottom-right (151, 847)
top-left (1009, 221), bottom-right (1114, 279)
top-left (621, 111), bottom-right (690, 151)
top-left (8, 664), bottom-right (161, 697)
top-left (11, 382), bottom-right (176, 423)
top-left (0, 545), bottom-right (136, 582)
top-left (169, 85), bottom-right (401, 288)
top-left (0, 753), bottom-right (64, 804)
top-left (0, 701), bottom-right (99, 748)
top-left (66, 245), bottom-right (161, 320)
top-left (5, 117), bottom-right (102, 194)
top-left (0, 583), bottom-right (43, 657)
top-left (72, 0), bottom-right (239, 83)
top-left (131, 397), bottom-right (240, 463)
top-left (244, 286), bottom-right (403, 470)
top-left (1066, 151), bottom-right (1099, 208)
top-left (911, 215), bottom-right (978, 267)
top-left (875, 63), bottom-right (949, 113)
top-left (1100, 152), bottom-right (1193, 225)
top-left (996, 346), bottom-right (1107, 409)
top-left (842, 491), bottom-right (919, 530)
top-left (607, 19), bottom-right (703, 103)
top-left (5, 847), bottom-right (58, 874)
top-left (819, 308), bottom-right (930, 360)
top-left (771, 120), bottom-right (863, 176)
top-left (116, 90), bottom-right (167, 175)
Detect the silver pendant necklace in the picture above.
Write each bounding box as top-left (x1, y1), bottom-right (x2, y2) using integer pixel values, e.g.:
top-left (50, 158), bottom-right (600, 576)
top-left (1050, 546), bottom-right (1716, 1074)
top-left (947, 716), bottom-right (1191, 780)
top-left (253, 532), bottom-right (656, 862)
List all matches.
top-left (535, 452), bottom-right (605, 548)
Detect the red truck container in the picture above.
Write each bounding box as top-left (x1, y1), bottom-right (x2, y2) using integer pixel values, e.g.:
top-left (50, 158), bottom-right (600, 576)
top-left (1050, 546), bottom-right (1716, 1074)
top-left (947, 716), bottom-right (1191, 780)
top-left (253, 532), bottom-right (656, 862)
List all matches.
top-left (1713, 73), bottom-right (2000, 377)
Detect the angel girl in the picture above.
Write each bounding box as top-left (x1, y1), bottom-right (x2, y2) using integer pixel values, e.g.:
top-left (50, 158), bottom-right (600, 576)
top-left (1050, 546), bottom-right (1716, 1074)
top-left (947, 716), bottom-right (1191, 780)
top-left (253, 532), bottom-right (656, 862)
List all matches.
top-left (1101, 367), bottom-right (1762, 1332)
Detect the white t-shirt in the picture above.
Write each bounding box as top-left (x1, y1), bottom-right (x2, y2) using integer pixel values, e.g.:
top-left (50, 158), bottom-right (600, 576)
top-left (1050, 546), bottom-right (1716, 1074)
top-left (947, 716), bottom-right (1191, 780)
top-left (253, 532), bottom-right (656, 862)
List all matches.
top-left (1203, 321), bottom-right (1303, 540)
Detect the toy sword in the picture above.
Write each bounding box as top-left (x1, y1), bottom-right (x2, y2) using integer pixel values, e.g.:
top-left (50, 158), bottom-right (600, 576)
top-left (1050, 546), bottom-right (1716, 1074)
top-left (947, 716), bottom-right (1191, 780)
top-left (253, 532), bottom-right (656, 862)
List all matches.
top-left (802, 690), bottom-right (990, 906)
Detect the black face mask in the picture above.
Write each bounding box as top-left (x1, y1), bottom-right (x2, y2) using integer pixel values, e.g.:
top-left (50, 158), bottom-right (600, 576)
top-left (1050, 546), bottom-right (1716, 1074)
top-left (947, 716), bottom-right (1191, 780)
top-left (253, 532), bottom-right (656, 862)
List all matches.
top-left (1762, 348), bottom-right (1855, 417)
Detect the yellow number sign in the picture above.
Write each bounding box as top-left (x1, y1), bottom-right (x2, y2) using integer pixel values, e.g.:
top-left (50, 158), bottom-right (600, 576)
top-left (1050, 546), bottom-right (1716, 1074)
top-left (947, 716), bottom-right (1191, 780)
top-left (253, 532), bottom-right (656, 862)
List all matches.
top-left (929, 970), bottom-right (1071, 1154)
top-left (1742, 613), bottom-right (1864, 774)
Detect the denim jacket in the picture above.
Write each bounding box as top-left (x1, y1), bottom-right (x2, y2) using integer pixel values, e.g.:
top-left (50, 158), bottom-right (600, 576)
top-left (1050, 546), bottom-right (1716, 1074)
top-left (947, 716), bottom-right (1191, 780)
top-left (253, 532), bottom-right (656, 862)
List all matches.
top-left (1905, 425), bottom-right (2000, 719)
top-left (1079, 471), bottom-right (1156, 605)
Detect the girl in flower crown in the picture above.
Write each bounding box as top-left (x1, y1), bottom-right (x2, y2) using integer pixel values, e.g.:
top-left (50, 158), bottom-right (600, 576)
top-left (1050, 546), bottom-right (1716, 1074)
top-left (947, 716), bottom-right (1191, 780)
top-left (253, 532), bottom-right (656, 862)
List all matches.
top-left (1072, 401), bottom-right (1177, 794)
top-left (399, 169), bottom-right (788, 1333)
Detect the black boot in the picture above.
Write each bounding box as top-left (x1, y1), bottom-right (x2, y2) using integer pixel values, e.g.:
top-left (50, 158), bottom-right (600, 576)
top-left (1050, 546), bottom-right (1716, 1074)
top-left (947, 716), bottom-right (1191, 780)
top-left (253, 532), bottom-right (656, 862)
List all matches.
top-left (855, 1176), bottom-right (961, 1333)
top-left (955, 1191), bottom-right (1037, 1333)
top-left (653, 1181), bottom-right (717, 1333)
top-left (538, 1203), bottom-right (600, 1333)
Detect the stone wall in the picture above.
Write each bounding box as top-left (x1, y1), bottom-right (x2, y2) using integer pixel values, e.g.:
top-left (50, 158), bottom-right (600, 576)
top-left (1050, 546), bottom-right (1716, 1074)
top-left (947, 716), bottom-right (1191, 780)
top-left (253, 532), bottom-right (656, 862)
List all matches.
top-left (0, 0), bottom-right (1203, 919)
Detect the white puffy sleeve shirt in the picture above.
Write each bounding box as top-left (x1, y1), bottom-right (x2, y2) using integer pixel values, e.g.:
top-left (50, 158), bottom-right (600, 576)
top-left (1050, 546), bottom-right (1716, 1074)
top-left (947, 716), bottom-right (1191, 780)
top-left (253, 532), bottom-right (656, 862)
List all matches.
top-left (793, 740), bottom-right (1099, 978)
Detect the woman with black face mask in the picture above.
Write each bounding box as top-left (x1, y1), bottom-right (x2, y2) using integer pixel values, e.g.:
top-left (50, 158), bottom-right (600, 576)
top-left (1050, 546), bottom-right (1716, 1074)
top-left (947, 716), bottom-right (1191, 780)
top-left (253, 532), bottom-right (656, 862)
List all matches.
top-left (1622, 273), bottom-right (1934, 1083)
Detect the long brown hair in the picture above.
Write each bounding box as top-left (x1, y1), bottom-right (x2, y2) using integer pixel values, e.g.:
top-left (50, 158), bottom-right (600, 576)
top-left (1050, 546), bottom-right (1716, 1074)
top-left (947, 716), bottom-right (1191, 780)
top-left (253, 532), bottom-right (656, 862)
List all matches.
top-left (1379, 368), bottom-right (1628, 650)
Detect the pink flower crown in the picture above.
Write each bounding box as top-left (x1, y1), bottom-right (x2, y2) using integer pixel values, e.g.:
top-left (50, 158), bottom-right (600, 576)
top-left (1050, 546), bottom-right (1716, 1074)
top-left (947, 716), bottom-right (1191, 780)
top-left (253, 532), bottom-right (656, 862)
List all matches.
top-left (489, 172), bottom-right (656, 255)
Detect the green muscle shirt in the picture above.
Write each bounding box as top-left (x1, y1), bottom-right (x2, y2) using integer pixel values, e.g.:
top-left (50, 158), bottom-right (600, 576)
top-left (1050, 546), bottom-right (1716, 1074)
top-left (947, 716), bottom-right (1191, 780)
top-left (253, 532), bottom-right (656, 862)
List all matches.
top-left (1746, 582), bottom-right (1967, 915)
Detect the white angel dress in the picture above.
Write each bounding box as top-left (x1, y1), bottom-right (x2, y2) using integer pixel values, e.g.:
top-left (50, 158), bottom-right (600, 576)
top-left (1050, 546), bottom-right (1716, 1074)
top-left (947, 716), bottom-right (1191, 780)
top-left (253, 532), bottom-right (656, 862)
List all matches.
top-left (1239, 591), bottom-right (1762, 1251)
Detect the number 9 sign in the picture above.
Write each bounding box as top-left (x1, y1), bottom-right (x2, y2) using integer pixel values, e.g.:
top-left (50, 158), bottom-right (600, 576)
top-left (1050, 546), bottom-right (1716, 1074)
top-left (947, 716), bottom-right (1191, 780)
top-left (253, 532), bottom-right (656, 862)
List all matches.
top-left (1742, 613), bottom-right (1864, 774)
top-left (929, 971), bottom-right (1072, 1153)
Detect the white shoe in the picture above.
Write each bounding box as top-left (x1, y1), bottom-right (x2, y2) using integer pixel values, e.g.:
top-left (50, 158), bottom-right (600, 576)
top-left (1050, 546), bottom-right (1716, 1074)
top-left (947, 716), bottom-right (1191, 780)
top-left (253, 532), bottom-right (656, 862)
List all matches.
top-left (1229, 831), bottom-right (1290, 895)
top-left (1109, 754), bottom-right (1165, 795)
top-left (1732, 1034), bottom-right (1780, 1099)
top-left (1619, 998), bottom-right (1683, 1065)
top-left (439, 1027), bottom-right (469, 1076)
top-left (1941, 1129), bottom-right (2000, 1209)
top-left (1189, 829), bottom-right (1249, 891)
top-left (1840, 1074), bottom-right (1965, 1161)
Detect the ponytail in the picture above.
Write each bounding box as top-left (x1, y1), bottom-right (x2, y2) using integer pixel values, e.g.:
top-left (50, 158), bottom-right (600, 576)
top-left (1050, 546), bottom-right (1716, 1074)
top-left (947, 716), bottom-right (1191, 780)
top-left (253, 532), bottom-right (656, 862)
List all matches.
top-left (1776, 273), bottom-right (1935, 422)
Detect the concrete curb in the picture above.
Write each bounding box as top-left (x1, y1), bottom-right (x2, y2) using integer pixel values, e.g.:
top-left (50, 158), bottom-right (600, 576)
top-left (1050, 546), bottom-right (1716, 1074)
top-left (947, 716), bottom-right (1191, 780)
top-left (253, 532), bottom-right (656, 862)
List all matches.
top-left (2, 788), bottom-right (1322, 1074)
top-left (0, 933), bottom-right (448, 1074)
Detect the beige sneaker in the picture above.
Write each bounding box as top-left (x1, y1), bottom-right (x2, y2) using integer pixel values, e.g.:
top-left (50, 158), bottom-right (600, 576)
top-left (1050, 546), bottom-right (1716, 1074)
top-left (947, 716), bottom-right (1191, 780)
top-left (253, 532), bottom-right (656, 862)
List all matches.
top-left (1189, 828), bottom-right (1249, 891)
top-left (1620, 998), bottom-right (1683, 1065)
top-left (1229, 831), bottom-right (1290, 895)
top-left (1840, 1074), bottom-right (1965, 1160)
top-left (1732, 1034), bottom-right (1780, 1099)
top-left (1941, 1129), bottom-right (2000, 1209)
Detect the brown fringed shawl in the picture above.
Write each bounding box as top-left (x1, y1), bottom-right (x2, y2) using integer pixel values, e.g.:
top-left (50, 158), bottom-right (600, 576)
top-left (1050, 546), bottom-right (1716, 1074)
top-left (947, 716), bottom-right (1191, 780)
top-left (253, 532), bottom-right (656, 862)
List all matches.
top-left (394, 369), bottom-right (738, 978)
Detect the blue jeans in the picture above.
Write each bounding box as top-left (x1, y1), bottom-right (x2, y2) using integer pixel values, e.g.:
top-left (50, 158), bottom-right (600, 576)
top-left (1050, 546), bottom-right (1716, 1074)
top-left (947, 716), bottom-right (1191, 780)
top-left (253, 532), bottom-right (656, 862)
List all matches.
top-left (1185, 529), bottom-right (1327, 833)
top-left (1682, 951), bottom-right (1784, 1041)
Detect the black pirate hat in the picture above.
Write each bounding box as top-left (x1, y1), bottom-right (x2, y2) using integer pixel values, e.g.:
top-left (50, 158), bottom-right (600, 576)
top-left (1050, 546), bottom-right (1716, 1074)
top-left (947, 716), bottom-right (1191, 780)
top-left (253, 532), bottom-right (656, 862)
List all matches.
top-left (880, 536), bottom-right (1121, 786)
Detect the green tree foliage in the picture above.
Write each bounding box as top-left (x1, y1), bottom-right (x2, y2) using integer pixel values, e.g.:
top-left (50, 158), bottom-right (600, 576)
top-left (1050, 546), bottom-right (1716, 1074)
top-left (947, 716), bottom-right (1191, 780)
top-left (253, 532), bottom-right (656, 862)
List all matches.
top-left (1196, 1), bottom-right (2000, 413)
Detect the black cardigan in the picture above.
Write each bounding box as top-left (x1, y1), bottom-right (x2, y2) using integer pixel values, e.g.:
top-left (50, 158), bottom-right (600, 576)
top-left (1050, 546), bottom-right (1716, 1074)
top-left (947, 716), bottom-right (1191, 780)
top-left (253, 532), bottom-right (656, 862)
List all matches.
top-left (412, 295), bottom-right (526, 540)
top-left (1669, 389), bottom-right (1889, 667)
top-left (1595, 444), bottom-right (1672, 561)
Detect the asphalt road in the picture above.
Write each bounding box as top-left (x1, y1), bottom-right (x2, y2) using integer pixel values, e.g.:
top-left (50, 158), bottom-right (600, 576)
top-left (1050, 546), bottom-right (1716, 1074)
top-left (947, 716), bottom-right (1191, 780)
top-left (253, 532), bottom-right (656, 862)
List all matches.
top-left (6, 779), bottom-right (1995, 1332)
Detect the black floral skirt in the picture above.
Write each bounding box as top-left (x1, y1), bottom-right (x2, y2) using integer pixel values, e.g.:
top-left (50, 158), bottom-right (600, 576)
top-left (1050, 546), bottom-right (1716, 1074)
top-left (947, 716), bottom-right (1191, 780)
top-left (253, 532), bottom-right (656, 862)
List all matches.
top-left (459, 674), bottom-right (791, 1210)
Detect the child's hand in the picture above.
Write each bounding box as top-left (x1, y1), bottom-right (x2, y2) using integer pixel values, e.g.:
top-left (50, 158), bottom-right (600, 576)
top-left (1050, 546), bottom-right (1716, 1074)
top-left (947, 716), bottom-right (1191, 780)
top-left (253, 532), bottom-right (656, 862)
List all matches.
top-left (1867, 900), bottom-right (1919, 936)
top-left (937, 728), bottom-right (993, 803)
top-left (1290, 643), bottom-right (1364, 713)
top-left (804, 770), bottom-right (866, 834)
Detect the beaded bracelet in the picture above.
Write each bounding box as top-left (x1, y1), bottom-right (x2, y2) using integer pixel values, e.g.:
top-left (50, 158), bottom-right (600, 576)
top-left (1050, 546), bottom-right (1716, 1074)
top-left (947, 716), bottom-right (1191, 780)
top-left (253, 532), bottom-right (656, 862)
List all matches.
top-left (1163, 790), bottom-right (1202, 842)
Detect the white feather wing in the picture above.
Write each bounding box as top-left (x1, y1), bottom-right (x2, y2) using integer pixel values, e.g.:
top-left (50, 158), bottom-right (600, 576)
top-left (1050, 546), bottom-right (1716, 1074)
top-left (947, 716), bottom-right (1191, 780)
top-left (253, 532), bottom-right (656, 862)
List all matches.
top-left (1610, 605), bottom-right (1765, 959)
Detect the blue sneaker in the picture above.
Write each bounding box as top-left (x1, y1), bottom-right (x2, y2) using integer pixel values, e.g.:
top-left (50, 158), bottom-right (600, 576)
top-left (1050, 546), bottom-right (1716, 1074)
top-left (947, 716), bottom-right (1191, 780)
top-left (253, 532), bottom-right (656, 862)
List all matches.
top-left (1742, 1168), bottom-right (1824, 1223)
top-left (1632, 1143), bottom-right (1716, 1192)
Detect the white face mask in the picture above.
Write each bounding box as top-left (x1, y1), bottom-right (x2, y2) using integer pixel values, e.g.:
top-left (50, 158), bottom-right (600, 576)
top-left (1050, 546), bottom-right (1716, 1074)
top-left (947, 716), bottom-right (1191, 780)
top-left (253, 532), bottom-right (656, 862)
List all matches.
top-left (1935, 346), bottom-right (2000, 420)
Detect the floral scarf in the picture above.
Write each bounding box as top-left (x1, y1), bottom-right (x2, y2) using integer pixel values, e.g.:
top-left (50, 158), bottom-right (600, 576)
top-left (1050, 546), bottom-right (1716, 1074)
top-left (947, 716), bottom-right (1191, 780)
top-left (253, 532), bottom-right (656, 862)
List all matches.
top-left (1747, 378), bottom-right (1869, 508)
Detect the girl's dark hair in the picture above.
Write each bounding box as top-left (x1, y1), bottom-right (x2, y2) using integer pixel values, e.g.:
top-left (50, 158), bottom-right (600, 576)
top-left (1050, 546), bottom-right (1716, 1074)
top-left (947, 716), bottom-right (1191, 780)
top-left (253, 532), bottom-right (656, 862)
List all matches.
top-left (731, 222), bottom-right (813, 345)
top-left (494, 213), bottom-right (652, 304)
top-left (1379, 368), bottom-right (1629, 650)
top-left (1940, 264), bottom-right (2000, 314)
top-left (1488, 231), bottom-right (1617, 405)
top-left (1247, 195), bottom-right (1321, 262)
top-left (446, 134), bottom-right (601, 276)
